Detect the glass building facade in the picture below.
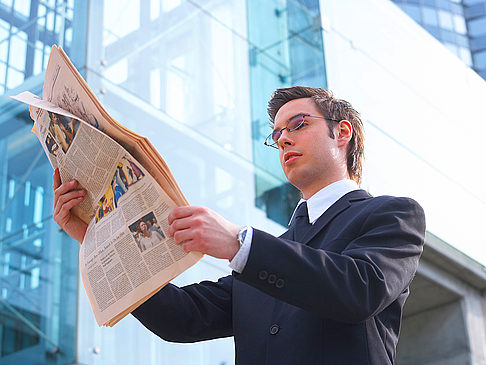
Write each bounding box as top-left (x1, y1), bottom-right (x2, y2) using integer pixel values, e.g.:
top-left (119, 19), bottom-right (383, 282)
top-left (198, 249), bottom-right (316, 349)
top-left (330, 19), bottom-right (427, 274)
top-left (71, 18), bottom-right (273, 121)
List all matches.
top-left (0, 0), bottom-right (86, 364)
top-left (390, 0), bottom-right (486, 79)
top-left (464, 0), bottom-right (486, 78)
top-left (0, 0), bottom-right (485, 364)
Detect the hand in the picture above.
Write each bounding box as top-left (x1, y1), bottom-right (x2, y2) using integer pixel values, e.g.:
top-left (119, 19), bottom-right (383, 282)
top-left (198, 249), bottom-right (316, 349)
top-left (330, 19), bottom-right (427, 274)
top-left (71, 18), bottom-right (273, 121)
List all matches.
top-left (168, 206), bottom-right (241, 260)
top-left (52, 168), bottom-right (88, 243)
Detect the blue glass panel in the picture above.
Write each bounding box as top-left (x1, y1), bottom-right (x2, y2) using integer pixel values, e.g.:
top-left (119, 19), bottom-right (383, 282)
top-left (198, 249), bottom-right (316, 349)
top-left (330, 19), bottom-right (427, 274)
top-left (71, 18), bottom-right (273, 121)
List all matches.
top-left (455, 33), bottom-right (470, 47)
top-left (436, 0), bottom-right (451, 11)
top-left (471, 34), bottom-right (486, 51)
top-left (469, 16), bottom-right (486, 36)
top-left (0, 1), bottom-right (87, 363)
top-left (406, 4), bottom-right (422, 23)
top-left (465, 3), bottom-right (486, 18)
top-left (450, 3), bottom-right (463, 15)
top-left (458, 47), bottom-right (473, 65)
top-left (463, 0), bottom-right (485, 6)
top-left (441, 28), bottom-right (457, 43)
top-left (423, 6), bottom-right (439, 26)
top-left (424, 24), bottom-right (442, 39)
top-left (0, 105), bottom-right (79, 365)
top-left (453, 14), bottom-right (468, 34)
top-left (248, 0), bottom-right (326, 225)
top-left (474, 49), bottom-right (486, 67)
top-left (422, 0), bottom-right (436, 7)
top-left (438, 9), bottom-right (454, 30)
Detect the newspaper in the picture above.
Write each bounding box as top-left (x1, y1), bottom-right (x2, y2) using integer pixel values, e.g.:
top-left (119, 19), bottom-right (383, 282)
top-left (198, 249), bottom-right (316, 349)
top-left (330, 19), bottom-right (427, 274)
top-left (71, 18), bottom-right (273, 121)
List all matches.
top-left (11, 46), bottom-right (202, 327)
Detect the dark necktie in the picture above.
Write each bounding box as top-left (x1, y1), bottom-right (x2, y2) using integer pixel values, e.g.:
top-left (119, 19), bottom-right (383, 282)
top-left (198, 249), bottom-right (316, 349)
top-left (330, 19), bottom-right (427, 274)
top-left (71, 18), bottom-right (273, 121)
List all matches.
top-left (292, 202), bottom-right (312, 241)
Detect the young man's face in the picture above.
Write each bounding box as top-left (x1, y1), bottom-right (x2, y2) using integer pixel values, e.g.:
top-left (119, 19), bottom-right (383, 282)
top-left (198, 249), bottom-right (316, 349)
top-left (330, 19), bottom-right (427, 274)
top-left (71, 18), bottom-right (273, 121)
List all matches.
top-left (274, 97), bottom-right (347, 199)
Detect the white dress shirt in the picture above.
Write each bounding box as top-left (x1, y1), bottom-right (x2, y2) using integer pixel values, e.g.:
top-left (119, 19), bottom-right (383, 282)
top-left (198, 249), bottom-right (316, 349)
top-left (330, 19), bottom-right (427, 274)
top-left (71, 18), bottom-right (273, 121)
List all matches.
top-left (229, 179), bottom-right (359, 273)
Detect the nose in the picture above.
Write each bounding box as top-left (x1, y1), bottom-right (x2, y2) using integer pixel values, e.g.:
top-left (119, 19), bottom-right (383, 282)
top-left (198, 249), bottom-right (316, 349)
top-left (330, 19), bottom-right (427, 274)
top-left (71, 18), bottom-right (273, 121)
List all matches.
top-left (277, 128), bottom-right (295, 148)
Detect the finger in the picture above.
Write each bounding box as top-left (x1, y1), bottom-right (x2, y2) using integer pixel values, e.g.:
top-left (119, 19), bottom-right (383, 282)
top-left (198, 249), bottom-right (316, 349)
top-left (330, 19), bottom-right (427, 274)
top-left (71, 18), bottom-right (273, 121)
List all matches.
top-left (181, 240), bottom-right (199, 253)
top-left (168, 216), bottom-right (195, 236)
top-left (54, 189), bottom-right (85, 214)
top-left (173, 228), bottom-right (197, 245)
top-left (55, 195), bottom-right (84, 224)
top-left (54, 179), bottom-right (79, 203)
top-left (53, 190), bottom-right (85, 217)
top-left (53, 168), bottom-right (61, 190)
top-left (168, 206), bottom-right (198, 225)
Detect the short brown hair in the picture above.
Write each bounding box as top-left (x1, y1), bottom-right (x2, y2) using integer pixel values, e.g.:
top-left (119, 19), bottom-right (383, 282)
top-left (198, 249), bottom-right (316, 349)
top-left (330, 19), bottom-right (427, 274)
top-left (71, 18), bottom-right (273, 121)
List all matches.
top-left (267, 86), bottom-right (365, 185)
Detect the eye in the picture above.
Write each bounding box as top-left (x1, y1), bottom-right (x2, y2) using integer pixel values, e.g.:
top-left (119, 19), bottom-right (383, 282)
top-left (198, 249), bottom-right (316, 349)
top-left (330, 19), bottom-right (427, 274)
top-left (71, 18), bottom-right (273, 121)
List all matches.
top-left (295, 121), bottom-right (307, 130)
top-left (288, 116), bottom-right (306, 131)
top-left (271, 130), bottom-right (281, 143)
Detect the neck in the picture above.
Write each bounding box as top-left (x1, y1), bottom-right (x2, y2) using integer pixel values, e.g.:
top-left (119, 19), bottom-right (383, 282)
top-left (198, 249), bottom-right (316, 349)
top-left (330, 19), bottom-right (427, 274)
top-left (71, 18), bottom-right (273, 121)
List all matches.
top-left (301, 176), bottom-right (351, 200)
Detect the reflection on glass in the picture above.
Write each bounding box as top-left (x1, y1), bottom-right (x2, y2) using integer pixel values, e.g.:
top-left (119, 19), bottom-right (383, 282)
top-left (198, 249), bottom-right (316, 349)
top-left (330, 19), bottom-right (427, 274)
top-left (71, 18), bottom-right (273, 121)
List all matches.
top-left (248, 0), bottom-right (326, 225)
top-left (0, 111), bottom-right (78, 364)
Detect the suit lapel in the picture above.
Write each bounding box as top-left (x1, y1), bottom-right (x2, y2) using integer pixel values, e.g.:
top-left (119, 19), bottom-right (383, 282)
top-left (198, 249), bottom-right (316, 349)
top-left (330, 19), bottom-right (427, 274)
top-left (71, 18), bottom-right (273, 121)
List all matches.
top-left (301, 189), bottom-right (371, 245)
top-left (279, 226), bottom-right (294, 240)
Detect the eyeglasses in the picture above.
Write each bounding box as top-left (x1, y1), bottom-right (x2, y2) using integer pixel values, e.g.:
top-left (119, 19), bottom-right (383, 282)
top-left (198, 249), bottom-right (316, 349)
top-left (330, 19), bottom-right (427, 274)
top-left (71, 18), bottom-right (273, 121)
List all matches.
top-left (264, 114), bottom-right (341, 149)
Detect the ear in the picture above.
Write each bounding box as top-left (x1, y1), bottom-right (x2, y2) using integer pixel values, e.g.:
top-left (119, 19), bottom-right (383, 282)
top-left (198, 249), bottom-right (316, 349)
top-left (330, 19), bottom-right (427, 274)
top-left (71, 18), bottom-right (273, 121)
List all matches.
top-left (336, 120), bottom-right (352, 148)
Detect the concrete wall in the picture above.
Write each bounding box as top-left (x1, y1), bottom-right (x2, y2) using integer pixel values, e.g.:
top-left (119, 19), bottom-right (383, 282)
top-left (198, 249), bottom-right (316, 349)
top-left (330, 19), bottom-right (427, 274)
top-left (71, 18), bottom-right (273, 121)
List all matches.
top-left (397, 233), bottom-right (486, 365)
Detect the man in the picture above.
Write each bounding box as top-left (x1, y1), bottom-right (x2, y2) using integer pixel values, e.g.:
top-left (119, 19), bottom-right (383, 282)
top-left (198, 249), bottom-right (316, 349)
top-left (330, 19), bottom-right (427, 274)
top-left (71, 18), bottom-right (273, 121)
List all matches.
top-left (52, 86), bottom-right (425, 364)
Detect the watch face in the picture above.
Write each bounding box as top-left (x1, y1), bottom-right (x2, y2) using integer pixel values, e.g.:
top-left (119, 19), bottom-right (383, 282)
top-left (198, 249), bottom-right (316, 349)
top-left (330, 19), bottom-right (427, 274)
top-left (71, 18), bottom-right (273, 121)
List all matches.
top-left (238, 226), bottom-right (247, 245)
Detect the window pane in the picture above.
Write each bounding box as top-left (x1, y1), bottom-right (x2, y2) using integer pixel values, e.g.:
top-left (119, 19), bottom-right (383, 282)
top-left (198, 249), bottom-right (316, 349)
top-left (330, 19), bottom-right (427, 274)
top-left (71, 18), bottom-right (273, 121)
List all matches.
top-left (9, 29), bottom-right (27, 71)
top-left (0, 61), bottom-right (6, 83)
top-left (441, 29), bottom-right (456, 43)
top-left (162, 0), bottom-right (180, 12)
top-left (33, 41), bottom-right (43, 75)
top-left (444, 42), bottom-right (459, 56)
top-left (438, 10), bottom-right (454, 31)
top-left (469, 17), bottom-right (486, 36)
top-left (14, 0), bottom-right (30, 17)
top-left (103, 0), bottom-right (140, 47)
top-left (458, 47), bottom-right (472, 66)
top-left (453, 15), bottom-right (467, 34)
top-left (474, 50), bottom-right (486, 68)
top-left (6, 67), bottom-right (24, 89)
top-left (422, 7), bottom-right (438, 26)
top-left (471, 35), bottom-right (486, 52)
top-left (437, 0), bottom-right (450, 10)
top-left (450, 3), bottom-right (463, 15)
top-left (0, 40), bottom-right (7, 63)
top-left (37, 4), bottom-right (46, 27)
top-left (406, 4), bottom-right (422, 23)
top-left (465, 3), bottom-right (486, 18)
top-left (0, 0), bottom-right (13, 8)
top-left (424, 24), bottom-right (441, 39)
top-left (455, 33), bottom-right (469, 47)
top-left (0, 18), bottom-right (9, 40)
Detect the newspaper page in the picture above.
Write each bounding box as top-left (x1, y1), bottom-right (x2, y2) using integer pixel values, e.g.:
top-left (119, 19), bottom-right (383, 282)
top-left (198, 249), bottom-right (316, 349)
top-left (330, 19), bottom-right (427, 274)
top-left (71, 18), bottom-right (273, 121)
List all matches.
top-left (11, 92), bottom-right (202, 326)
top-left (42, 46), bottom-right (187, 207)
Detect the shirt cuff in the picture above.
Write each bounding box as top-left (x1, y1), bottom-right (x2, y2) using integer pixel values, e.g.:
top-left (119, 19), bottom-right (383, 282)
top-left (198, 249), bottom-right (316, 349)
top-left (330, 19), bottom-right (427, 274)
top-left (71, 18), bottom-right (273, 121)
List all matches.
top-left (228, 226), bottom-right (253, 274)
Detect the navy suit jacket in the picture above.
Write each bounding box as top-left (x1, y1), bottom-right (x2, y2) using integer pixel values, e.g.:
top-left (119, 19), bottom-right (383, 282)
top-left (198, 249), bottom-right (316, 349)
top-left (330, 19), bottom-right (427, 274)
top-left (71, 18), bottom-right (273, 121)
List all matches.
top-left (132, 190), bottom-right (426, 364)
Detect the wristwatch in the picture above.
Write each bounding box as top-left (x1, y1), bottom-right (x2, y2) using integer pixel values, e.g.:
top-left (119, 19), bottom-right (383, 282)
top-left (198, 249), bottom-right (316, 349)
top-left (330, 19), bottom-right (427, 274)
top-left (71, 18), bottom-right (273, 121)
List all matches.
top-left (236, 226), bottom-right (249, 248)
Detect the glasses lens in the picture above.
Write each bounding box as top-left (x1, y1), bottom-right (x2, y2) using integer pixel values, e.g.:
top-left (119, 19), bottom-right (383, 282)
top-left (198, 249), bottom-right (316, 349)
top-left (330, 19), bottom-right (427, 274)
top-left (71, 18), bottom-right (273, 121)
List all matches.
top-left (266, 115), bottom-right (306, 147)
top-left (271, 130), bottom-right (281, 143)
top-left (287, 115), bottom-right (305, 131)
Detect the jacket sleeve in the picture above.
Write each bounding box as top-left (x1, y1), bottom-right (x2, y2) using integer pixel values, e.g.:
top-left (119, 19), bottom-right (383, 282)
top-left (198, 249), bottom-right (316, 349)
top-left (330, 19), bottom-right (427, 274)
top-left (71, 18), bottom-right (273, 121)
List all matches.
top-left (236, 196), bottom-right (426, 323)
top-left (132, 275), bottom-right (233, 343)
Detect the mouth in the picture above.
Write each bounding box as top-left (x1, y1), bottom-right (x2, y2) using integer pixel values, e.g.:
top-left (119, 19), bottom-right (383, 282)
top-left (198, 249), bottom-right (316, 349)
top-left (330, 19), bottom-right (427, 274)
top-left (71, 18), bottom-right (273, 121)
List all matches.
top-left (283, 151), bottom-right (302, 165)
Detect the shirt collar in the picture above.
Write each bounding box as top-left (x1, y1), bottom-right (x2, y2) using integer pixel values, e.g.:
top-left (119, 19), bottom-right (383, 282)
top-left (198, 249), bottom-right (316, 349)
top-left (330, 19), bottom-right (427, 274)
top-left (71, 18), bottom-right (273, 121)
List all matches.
top-left (288, 179), bottom-right (359, 226)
